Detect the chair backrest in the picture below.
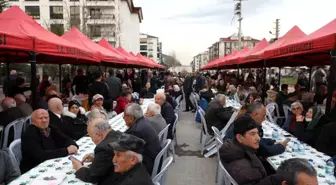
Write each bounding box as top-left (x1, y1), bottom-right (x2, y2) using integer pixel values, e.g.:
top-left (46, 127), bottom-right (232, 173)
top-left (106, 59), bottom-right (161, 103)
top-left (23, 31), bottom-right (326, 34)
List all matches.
top-left (283, 105), bottom-right (291, 121)
top-left (158, 124), bottom-right (170, 144)
top-left (2, 118), bottom-right (25, 148)
top-left (198, 109), bottom-right (209, 136)
top-left (152, 139), bottom-right (172, 178)
top-left (211, 126), bottom-right (221, 140)
top-left (152, 156), bottom-right (174, 185)
top-left (266, 103), bottom-right (276, 123)
top-left (220, 111), bottom-right (238, 136)
top-left (197, 106), bottom-right (205, 117)
top-left (175, 95), bottom-right (182, 104)
top-left (172, 113), bottom-right (179, 139)
top-left (153, 182), bottom-right (160, 185)
top-left (22, 116), bottom-right (31, 133)
top-left (9, 139), bottom-right (22, 169)
top-left (219, 160), bottom-right (239, 185)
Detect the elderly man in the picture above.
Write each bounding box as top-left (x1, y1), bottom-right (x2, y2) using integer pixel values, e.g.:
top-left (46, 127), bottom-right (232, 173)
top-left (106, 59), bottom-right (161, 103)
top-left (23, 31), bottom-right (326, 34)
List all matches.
top-left (220, 117), bottom-right (289, 185)
top-left (3, 70), bottom-right (17, 97)
top-left (0, 97), bottom-right (25, 128)
top-left (277, 158), bottom-right (318, 185)
top-left (47, 98), bottom-right (68, 134)
top-left (101, 133), bottom-right (153, 185)
top-left (225, 102), bottom-right (287, 157)
top-left (205, 94), bottom-right (233, 135)
top-left (14, 94), bottom-right (33, 117)
top-left (155, 92), bottom-right (176, 139)
top-left (21, 109), bottom-right (78, 173)
top-left (145, 103), bottom-right (167, 134)
top-left (124, 103), bottom-right (161, 174)
top-left (71, 118), bottom-right (122, 184)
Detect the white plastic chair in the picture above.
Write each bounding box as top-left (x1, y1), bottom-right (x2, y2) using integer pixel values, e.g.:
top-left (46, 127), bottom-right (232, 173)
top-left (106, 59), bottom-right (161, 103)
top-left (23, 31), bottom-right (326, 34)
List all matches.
top-left (283, 105), bottom-right (291, 123)
top-left (266, 103), bottom-right (276, 123)
top-left (158, 124), bottom-right (170, 145)
top-left (2, 118), bottom-right (25, 148)
top-left (218, 159), bottom-right (239, 185)
top-left (175, 95), bottom-right (182, 104)
top-left (204, 111), bottom-right (238, 158)
top-left (170, 113), bottom-right (179, 162)
top-left (152, 156), bottom-right (174, 185)
top-left (152, 139), bottom-right (172, 178)
top-left (212, 126), bottom-right (222, 183)
top-left (9, 139), bottom-right (22, 170)
top-left (22, 115), bottom-right (31, 133)
top-left (198, 109), bottom-right (213, 155)
top-left (153, 182), bottom-right (160, 185)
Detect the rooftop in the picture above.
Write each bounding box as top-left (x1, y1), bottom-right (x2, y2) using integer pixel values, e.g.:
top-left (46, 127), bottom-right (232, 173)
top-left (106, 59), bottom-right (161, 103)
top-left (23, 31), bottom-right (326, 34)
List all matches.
top-left (122, 0), bottom-right (143, 23)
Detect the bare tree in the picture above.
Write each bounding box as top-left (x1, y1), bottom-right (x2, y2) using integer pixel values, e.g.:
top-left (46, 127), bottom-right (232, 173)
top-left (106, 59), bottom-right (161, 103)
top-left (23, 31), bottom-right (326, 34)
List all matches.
top-left (0, 0), bottom-right (9, 13)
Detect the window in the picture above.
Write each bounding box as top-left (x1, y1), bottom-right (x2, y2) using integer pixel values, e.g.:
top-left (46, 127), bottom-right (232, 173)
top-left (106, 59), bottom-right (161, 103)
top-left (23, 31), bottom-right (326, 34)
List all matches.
top-left (91, 26), bottom-right (101, 37)
top-left (50, 6), bottom-right (63, 19)
top-left (70, 7), bottom-right (80, 25)
top-left (25, 6), bottom-right (40, 19)
top-left (50, 0), bottom-right (62, 2)
top-left (25, 0), bottom-right (38, 2)
top-left (140, 38), bottom-right (147, 44)
top-left (50, 24), bottom-right (64, 36)
top-left (140, 52), bottom-right (147, 56)
top-left (108, 41), bottom-right (116, 47)
top-left (90, 8), bottom-right (101, 19)
top-left (140, 45), bottom-right (147, 50)
top-left (157, 53), bottom-right (160, 58)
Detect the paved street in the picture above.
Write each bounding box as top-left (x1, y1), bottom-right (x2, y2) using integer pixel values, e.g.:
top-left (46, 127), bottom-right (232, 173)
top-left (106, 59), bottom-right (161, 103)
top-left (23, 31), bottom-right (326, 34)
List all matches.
top-left (166, 103), bottom-right (216, 185)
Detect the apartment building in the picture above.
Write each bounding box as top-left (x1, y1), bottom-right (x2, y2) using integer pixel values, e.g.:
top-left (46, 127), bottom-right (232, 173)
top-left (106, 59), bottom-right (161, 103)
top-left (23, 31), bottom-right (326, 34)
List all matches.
top-left (208, 34), bottom-right (260, 61)
top-left (9, 0), bottom-right (142, 53)
top-left (139, 33), bottom-right (162, 63)
top-left (191, 51), bottom-right (208, 72)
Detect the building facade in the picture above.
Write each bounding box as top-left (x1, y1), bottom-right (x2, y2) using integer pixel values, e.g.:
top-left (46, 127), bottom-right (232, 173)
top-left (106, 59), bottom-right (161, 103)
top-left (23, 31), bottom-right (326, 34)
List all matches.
top-left (191, 51), bottom-right (208, 72)
top-left (208, 34), bottom-right (260, 62)
top-left (139, 33), bottom-right (162, 63)
top-left (8, 0), bottom-right (142, 53)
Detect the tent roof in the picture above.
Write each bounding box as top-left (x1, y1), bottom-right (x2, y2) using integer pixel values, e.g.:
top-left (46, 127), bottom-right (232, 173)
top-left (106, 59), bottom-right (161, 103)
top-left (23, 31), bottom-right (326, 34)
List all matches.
top-left (136, 53), bottom-right (164, 69)
top-left (98, 39), bottom-right (130, 62)
top-left (267, 18), bottom-right (336, 63)
top-left (0, 6), bottom-right (99, 64)
top-left (244, 26), bottom-right (306, 64)
top-left (62, 27), bottom-right (125, 64)
top-left (219, 46), bottom-right (250, 67)
top-left (116, 47), bottom-right (142, 66)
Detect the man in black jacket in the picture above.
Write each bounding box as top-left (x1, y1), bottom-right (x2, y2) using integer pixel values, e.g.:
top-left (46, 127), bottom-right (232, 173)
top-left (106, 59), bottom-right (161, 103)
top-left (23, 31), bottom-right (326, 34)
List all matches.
top-left (100, 133), bottom-right (153, 185)
top-left (0, 97), bottom-right (25, 129)
top-left (105, 69), bottom-right (122, 101)
top-left (205, 94), bottom-right (232, 135)
top-left (182, 71), bottom-right (194, 112)
top-left (71, 118), bottom-right (122, 184)
top-left (155, 93), bottom-right (176, 139)
top-left (124, 103), bottom-right (161, 175)
top-left (88, 71), bottom-right (112, 110)
top-left (72, 69), bottom-right (89, 95)
top-left (21, 109), bottom-right (78, 173)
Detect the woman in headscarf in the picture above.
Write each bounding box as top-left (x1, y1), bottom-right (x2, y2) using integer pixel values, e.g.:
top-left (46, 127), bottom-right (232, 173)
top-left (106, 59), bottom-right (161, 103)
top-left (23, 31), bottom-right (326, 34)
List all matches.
top-left (90, 94), bottom-right (108, 118)
top-left (293, 106), bottom-right (326, 146)
top-left (62, 100), bottom-right (88, 140)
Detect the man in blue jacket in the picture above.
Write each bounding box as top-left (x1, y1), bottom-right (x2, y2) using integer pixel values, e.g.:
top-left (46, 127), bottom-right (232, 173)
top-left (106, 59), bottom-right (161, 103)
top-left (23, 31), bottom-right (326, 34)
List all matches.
top-left (225, 102), bottom-right (288, 157)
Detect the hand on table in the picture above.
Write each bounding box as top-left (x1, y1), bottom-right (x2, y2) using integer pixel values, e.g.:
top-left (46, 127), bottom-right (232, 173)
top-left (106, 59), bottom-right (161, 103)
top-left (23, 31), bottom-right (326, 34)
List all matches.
top-left (67, 145), bottom-right (78, 155)
top-left (71, 159), bottom-right (83, 171)
top-left (82, 153), bottom-right (95, 163)
top-left (276, 139), bottom-right (290, 148)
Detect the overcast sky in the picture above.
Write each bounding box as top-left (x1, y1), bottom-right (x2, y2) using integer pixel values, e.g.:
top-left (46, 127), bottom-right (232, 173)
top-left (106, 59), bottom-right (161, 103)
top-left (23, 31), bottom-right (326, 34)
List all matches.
top-left (132, 0), bottom-right (336, 65)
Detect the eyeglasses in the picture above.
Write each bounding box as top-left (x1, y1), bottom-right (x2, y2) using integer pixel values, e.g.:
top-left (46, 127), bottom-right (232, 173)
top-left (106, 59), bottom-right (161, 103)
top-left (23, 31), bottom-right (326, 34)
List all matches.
top-left (96, 98), bottom-right (103, 102)
top-left (292, 107), bottom-right (300, 111)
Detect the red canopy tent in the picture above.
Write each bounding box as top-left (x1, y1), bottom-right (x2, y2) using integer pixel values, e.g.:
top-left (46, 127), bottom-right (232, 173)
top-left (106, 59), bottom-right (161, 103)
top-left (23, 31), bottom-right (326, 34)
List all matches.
top-left (218, 46), bottom-right (250, 68)
top-left (62, 27), bottom-right (127, 65)
top-left (135, 53), bottom-right (164, 69)
top-left (129, 52), bottom-right (152, 68)
top-left (239, 26), bottom-right (306, 68)
top-left (98, 39), bottom-right (130, 63)
top-left (0, 6), bottom-right (99, 64)
top-left (117, 47), bottom-right (146, 67)
top-left (150, 58), bottom-right (165, 69)
top-left (266, 18), bottom-right (336, 65)
top-left (203, 50), bottom-right (239, 70)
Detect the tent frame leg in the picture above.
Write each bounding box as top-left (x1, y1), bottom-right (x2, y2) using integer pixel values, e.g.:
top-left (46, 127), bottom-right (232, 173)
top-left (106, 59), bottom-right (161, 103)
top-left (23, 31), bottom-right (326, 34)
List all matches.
top-left (30, 52), bottom-right (37, 110)
top-left (326, 51), bottom-right (336, 113)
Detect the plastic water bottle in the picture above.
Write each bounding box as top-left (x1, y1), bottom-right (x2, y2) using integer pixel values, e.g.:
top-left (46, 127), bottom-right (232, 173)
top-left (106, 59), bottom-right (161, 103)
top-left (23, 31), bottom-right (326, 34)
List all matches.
top-left (326, 160), bottom-right (335, 175)
top-left (292, 142), bottom-right (298, 153)
top-left (298, 142), bottom-right (305, 154)
top-left (272, 129), bottom-right (279, 139)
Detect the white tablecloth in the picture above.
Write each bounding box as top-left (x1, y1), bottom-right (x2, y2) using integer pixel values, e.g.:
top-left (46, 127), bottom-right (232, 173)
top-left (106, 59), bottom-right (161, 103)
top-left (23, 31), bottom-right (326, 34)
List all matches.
top-left (9, 99), bottom-right (155, 185)
top-left (263, 121), bottom-right (336, 185)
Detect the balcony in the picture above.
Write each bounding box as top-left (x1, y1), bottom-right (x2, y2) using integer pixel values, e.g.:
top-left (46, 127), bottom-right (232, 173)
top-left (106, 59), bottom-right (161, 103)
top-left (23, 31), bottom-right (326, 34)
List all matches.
top-left (90, 14), bottom-right (115, 19)
top-left (87, 14), bottom-right (116, 25)
top-left (27, 13), bottom-right (40, 19)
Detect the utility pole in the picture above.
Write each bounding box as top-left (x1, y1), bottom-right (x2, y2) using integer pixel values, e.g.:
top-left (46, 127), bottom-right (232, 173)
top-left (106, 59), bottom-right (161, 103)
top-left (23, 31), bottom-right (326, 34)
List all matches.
top-left (234, 0), bottom-right (244, 50)
top-left (275, 19), bottom-right (280, 40)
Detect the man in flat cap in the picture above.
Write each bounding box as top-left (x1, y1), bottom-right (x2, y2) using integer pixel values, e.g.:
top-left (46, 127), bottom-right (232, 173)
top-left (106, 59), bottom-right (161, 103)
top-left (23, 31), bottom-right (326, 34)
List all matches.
top-left (219, 116), bottom-right (288, 185)
top-left (100, 133), bottom-right (153, 185)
